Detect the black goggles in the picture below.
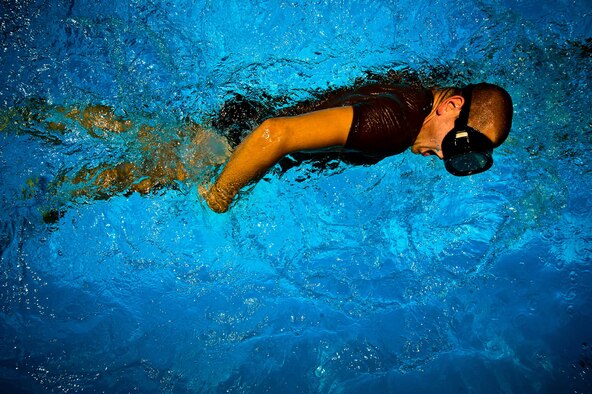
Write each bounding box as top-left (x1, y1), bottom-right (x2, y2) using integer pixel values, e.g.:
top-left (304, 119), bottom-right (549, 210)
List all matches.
top-left (441, 85), bottom-right (494, 176)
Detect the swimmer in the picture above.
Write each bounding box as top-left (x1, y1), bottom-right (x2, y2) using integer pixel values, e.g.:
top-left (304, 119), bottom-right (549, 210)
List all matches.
top-left (8, 80), bottom-right (513, 217)
top-left (202, 82), bottom-right (514, 213)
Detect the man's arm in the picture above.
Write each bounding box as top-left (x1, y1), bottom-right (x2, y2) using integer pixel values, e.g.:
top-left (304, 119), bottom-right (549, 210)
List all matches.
top-left (202, 106), bottom-right (354, 212)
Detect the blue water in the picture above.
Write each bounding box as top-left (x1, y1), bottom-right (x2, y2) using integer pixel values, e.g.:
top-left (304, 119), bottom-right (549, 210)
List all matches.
top-left (1, 0), bottom-right (591, 392)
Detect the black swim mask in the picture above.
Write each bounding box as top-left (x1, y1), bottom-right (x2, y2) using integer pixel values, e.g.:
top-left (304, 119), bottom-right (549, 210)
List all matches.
top-left (441, 85), bottom-right (494, 176)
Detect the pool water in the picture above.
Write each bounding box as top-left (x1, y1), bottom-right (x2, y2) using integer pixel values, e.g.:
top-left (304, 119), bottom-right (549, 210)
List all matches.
top-left (1, 0), bottom-right (591, 392)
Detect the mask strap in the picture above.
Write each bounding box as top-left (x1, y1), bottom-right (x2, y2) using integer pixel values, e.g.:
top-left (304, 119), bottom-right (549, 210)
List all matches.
top-left (455, 84), bottom-right (474, 129)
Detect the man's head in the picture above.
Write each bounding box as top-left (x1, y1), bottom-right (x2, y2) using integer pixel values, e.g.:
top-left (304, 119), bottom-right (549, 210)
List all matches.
top-left (412, 83), bottom-right (513, 171)
top-left (464, 83), bottom-right (513, 147)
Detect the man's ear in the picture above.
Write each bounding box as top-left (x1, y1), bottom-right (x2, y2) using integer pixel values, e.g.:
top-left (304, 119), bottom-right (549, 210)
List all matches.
top-left (436, 95), bottom-right (465, 115)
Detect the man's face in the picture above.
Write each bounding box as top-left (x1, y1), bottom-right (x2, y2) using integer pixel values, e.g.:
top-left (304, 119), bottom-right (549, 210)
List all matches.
top-left (411, 115), bottom-right (457, 159)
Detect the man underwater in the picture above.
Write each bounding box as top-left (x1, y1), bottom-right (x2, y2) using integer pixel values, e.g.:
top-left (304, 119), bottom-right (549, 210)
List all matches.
top-left (9, 79), bottom-right (512, 217)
